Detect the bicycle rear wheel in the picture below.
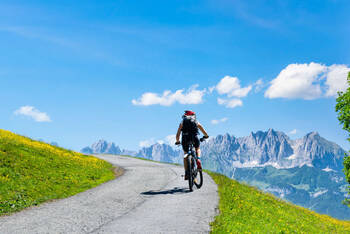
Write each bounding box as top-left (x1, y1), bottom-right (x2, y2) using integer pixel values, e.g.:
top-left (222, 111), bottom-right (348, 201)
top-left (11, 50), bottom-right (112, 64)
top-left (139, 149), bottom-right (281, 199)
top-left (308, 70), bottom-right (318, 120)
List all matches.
top-left (194, 168), bottom-right (203, 189)
top-left (187, 156), bottom-right (194, 192)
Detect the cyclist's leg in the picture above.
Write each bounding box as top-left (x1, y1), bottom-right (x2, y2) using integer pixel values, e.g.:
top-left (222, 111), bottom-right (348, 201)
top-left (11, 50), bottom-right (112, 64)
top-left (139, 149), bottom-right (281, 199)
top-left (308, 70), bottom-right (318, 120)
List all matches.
top-left (194, 147), bottom-right (202, 170)
top-left (183, 150), bottom-right (189, 172)
top-left (193, 136), bottom-right (201, 158)
top-left (195, 148), bottom-right (201, 157)
top-left (194, 136), bottom-right (202, 169)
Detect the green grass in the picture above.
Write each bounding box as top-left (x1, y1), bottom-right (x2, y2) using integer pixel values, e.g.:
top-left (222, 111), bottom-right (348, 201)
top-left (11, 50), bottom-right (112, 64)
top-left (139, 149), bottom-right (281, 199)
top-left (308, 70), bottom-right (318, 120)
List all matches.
top-left (0, 129), bottom-right (115, 215)
top-left (207, 171), bottom-right (350, 233)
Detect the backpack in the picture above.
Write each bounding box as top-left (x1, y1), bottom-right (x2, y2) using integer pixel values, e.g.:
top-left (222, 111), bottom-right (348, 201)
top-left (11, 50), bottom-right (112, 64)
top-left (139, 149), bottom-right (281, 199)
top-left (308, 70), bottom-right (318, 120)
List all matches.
top-left (182, 115), bottom-right (198, 136)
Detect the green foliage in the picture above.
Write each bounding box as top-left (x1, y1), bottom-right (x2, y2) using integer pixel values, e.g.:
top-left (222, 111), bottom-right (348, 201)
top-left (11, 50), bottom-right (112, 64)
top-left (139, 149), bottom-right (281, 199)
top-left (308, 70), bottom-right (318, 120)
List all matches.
top-left (207, 171), bottom-right (350, 233)
top-left (336, 72), bottom-right (350, 134)
top-left (335, 72), bottom-right (350, 205)
top-left (0, 129), bottom-right (115, 215)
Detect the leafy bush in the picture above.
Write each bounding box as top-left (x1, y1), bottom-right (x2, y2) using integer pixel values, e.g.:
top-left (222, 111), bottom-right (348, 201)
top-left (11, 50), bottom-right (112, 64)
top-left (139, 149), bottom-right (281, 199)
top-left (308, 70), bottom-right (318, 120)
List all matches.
top-left (335, 72), bottom-right (350, 205)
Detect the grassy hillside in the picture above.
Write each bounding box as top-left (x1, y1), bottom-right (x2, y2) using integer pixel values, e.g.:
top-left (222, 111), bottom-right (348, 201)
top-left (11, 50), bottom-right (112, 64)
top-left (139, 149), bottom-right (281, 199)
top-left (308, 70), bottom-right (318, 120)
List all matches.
top-left (0, 129), bottom-right (115, 215)
top-left (207, 171), bottom-right (350, 233)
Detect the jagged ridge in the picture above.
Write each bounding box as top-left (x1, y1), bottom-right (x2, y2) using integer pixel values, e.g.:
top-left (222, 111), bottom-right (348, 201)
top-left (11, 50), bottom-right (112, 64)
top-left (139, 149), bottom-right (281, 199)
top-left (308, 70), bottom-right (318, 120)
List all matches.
top-left (201, 129), bottom-right (345, 171)
top-left (81, 129), bottom-right (346, 171)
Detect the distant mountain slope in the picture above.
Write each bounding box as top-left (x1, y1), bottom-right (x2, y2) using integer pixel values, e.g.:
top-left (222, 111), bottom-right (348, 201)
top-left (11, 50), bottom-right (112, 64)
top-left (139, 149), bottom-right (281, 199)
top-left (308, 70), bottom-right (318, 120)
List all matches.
top-left (201, 129), bottom-right (345, 171)
top-left (82, 140), bottom-right (137, 156)
top-left (232, 166), bottom-right (349, 220)
top-left (82, 139), bottom-right (122, 155)
top-left (137, 143), bottom-right (182, 163)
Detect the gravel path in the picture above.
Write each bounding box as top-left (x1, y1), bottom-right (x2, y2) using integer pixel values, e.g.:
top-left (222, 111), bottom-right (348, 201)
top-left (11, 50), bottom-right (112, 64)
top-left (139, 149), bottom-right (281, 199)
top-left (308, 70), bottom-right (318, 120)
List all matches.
top-left (0, 155), bottom-right (219, 234)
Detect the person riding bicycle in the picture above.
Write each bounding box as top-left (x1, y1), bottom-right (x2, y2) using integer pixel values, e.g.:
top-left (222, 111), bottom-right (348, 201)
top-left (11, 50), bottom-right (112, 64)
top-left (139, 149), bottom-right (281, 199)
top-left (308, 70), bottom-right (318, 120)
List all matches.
top-left (175, 110), bottom-right (209, 180)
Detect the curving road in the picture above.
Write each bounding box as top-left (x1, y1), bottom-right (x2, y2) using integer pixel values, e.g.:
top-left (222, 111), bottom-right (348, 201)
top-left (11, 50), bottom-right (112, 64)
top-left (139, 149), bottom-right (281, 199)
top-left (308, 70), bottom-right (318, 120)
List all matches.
top-left (0, 155), bottom-right (218, 233)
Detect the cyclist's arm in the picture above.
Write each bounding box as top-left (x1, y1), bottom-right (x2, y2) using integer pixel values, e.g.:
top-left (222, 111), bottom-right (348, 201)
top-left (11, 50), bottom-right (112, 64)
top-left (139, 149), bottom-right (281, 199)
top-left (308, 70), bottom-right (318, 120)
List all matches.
top-left (176, 123), bottom-right (182, 142)
top-left (198, 123), bottom-right (209, 137)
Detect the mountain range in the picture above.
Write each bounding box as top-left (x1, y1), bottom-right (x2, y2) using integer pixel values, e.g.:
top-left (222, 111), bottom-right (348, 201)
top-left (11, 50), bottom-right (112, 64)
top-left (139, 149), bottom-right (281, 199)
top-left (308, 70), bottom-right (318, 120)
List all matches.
top-left (200, 129), bottom-right (345, 174)
top-left (81, 139), bottom-right (137, 156)
top-left (81, 129), bottom-right (349, 219)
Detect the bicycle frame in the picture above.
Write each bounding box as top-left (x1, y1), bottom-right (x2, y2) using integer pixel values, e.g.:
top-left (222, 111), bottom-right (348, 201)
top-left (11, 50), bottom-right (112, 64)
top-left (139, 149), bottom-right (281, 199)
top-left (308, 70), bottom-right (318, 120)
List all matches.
top-left (185, 141), bottom-right (198, 161)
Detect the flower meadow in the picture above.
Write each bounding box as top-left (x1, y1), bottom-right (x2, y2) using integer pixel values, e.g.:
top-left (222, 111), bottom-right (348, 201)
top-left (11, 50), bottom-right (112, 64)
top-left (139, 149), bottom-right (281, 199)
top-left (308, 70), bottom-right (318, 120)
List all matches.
top-left (206, 171), bottom-right (350, 233)
top-left (0, 129), bottom-right (115, 215)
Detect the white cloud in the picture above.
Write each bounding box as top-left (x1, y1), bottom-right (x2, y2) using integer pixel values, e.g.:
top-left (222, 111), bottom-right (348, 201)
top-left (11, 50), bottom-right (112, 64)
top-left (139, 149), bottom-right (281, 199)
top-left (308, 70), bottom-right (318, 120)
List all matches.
top-left (208, 86), bottom-right (215, 93)
top-left (254, 79), bottom-right (264, 92)
top-left (217, 98), bottom-right (243, 108)
top-left (265, 62), bottom-right (350, 100)
top-left (216, 76), bottom-right (252, 98)
top-left (289, 129), bottom-right (297, 135)
top-left (165, 134), bottom-right (176, 145)
top-left (14, 106), bottom-right (51, 122)
top-left (325, 64), bottom-right (350, 97)
top-left (139, 135), bottom-right (176, 148)
top-left (139, 138), bottom-right (156, 147)
top-left (265, 63), bottom-right (327, 100)
top-left (132, 84), bottom-right (206, 106)
top-left (211, 117), bottom-right (228, 125)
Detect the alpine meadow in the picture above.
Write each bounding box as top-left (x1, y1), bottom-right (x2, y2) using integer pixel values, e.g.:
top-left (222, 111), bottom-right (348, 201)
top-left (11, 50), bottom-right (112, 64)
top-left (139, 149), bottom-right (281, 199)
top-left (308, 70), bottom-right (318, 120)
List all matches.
top-left (1, 0), bottom-right (350, 233)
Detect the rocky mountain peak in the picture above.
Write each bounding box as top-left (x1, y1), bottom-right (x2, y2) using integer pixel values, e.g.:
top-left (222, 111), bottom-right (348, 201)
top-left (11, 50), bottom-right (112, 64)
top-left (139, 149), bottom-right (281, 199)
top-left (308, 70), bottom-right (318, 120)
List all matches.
top-left (267, 128), bottom-right (276, 135)
top-left (223, 133), bottom-right (234, 142)
top-left (305, 131), bottom-right (320, 139)
top-left (201, 129), bottom-right (345, 171)
top-left (81, 139), bottom-right (121, 155)
top-left (137, 143), bottom-right (182, 163)
top-left (91, 139), bottom-right (108, 151)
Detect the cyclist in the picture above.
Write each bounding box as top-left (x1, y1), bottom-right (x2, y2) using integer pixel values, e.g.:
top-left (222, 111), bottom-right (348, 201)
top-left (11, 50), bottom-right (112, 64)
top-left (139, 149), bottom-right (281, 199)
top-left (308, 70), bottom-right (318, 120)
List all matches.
top-left (175, 110), bottom-right (209, 180)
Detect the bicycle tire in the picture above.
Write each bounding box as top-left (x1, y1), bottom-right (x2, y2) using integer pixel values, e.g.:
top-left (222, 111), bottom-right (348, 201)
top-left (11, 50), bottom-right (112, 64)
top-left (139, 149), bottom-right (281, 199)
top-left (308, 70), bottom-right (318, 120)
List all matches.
top-left (188, 155), bottom-right (194, 191)
top-left (194, 169), bottom-right (203, 189)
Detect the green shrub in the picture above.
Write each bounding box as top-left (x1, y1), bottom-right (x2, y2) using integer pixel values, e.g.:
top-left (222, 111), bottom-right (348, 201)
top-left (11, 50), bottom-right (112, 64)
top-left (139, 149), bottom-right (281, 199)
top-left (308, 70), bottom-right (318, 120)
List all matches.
top-left (335, 72), bottom-right (350, 205)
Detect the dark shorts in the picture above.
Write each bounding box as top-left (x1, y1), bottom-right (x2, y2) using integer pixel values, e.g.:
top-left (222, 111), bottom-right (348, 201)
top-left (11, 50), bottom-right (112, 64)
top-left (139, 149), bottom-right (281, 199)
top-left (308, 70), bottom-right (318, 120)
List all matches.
top-left (181, 134), bottom-right (200, 152)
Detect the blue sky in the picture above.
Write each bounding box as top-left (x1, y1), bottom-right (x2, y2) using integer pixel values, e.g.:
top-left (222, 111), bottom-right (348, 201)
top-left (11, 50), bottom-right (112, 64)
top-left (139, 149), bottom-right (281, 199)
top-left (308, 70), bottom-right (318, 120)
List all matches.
top-left (1, 0), bottom-right (350, 151)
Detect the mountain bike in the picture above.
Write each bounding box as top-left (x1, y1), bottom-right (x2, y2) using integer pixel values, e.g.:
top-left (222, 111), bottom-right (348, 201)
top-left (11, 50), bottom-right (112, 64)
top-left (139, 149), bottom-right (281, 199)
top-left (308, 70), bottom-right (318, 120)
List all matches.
top-left (176, 136), bottom-right (207, 191)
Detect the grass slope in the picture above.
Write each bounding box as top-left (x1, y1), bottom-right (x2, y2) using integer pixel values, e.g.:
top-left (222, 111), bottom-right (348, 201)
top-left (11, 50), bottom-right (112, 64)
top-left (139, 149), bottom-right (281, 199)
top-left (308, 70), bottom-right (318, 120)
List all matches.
top-left (207, 171), bottom-right (350, 233)
top-left (0, 129), bottom-right (115, 215)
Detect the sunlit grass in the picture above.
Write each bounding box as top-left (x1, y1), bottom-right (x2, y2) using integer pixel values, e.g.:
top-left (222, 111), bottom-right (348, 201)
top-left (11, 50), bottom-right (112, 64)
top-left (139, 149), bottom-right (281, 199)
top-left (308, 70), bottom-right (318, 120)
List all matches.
top-left (207, 171), bottom-right (350, 233)
top-left (0, 129), bottom-right (115, 215)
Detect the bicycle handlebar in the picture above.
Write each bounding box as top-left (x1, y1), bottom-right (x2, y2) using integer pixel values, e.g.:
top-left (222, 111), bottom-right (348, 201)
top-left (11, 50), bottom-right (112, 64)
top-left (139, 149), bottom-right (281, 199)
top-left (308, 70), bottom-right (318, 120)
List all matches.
top-left (200, 135), bottom-right (209, 142)
top-left (175, 135), bottom-right (209, 145)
